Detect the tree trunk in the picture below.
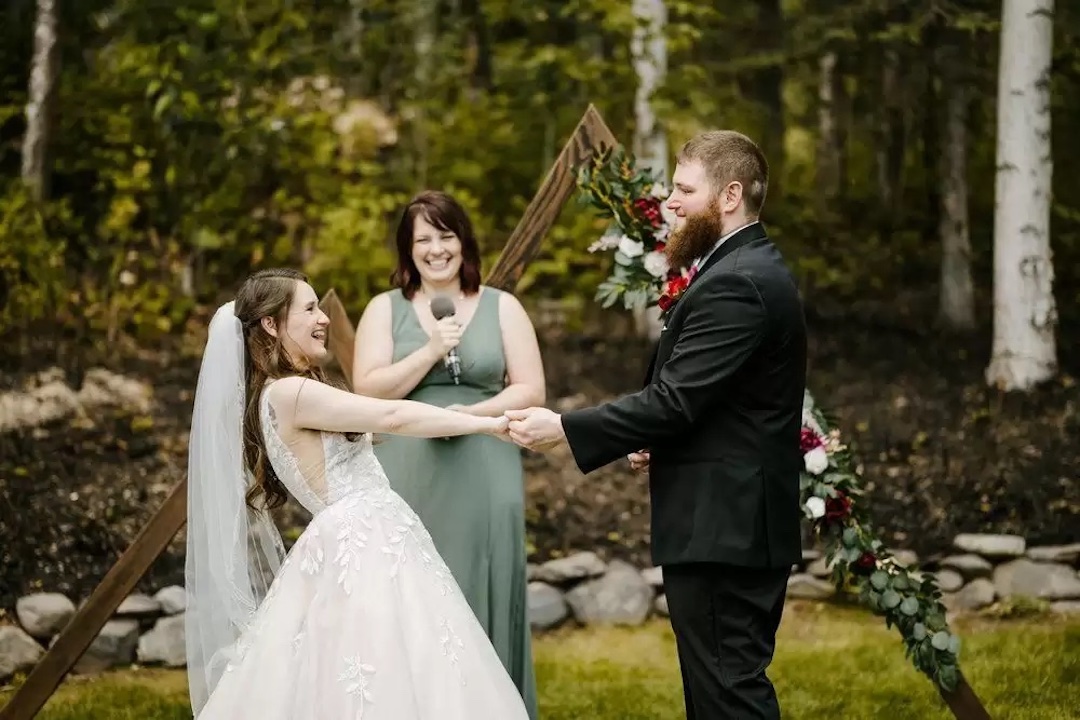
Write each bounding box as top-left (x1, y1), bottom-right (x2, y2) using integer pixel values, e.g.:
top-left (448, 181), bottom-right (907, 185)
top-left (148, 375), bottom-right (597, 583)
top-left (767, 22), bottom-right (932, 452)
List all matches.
top-left (743, 0), bottom-right (786, 197)
top-left (938, 39), bottom-right (975, 332)
top-left (876, 47), bottom-right (904, 238)
top-left (21, 0), bottom-right (59, 202)
top-left (462, 0), bottom-right (493, 94)
top-left (631, 0), bottom-right (668, 341)
top-left (986, 0), bottom-right (1057, 391)
top-left (412, 0), bottom-right (435, 188)
top-left (921, 19), bottom-right (941, 242)
top-left (816, 51), bottom-right (843, 198)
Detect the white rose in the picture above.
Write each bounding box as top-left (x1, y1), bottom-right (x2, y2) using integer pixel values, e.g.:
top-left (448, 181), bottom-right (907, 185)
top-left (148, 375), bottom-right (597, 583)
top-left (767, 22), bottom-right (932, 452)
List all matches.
top-left (649, 183), bottom-right (669, 199)
top-left (642, 251), bottom-right (669, 278)
top-left (804, 446), bottom-right (829, 475)
top-left (804, 496), bottom-right (826, 519)
top-left (660, 203), bottom-right (678, 228)
top-left (618, 236), bottom-right (645, 259)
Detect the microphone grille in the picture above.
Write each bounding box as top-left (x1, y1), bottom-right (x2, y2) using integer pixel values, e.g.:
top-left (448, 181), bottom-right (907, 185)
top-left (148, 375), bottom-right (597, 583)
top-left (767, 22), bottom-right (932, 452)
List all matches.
top-left (429, 294), bottom-right (456, 320)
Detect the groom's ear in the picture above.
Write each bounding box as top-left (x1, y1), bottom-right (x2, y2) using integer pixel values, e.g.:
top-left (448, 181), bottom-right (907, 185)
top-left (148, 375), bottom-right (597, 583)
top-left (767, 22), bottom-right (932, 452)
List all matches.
top-left (261, 316), bottom-right (278, 337)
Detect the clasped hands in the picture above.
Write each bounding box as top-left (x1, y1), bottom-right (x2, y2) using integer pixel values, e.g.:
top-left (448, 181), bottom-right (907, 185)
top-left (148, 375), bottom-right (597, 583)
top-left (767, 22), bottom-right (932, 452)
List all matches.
top-left (483, 407), bottom-right (564, 452)
top-left (485, 407), bottom-right (651, 472)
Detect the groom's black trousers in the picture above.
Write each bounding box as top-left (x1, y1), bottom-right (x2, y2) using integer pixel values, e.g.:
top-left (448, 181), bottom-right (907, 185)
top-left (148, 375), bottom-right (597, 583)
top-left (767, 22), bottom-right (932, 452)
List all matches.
top-left (663, 562), bottom-right (790, 720)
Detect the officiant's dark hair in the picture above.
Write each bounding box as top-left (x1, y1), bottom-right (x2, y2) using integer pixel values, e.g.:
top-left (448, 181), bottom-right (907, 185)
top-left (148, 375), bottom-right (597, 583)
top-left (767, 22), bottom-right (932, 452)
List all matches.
top-left (234, 267), bottom-right (332, 511)
top-left (391, 191), bottom-right (482, 299)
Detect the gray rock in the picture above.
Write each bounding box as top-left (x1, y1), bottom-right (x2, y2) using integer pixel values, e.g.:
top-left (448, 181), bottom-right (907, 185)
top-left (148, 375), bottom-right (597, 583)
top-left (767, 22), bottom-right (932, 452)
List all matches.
top-left (15, 593), bottom-right (76, 639)
top-left (992, 559), bottom-right (1080, 601)
top-left (940, 554), bottom-right (994, 579)
top-left (640, 566), bottom-right (663, 588)
top-left (137, 615), bottom-right (187, 667)
top-left (1026, 543), bottom-right (1080, 565)
top-left (892, 549), bottom-right (919, 568)
top-left (153, 586), bottom-right (186, 615)
top-left (654, 594), bottom-right (669, 617)
top-left (943, 578), bottom-right (996, 612)
top-left (69, 619), bottom-right (139, 674)
top-left (953, 533), bottom-right (1026, 559)
top-left (806, 556), bottom-right (836, 579)
top-left (786, 574), bottom-right (834, 600)
top-left (527, 582), bottom-right (569, 631)
top-left (534, 551), bottom-right (607, 585)
top-left (115, 593), bottom-right (162, 619)
top-left (934, 569), bottom-right (965, 593)
top-left (1050, 600), bottom-right (1080, 615)
top-left (0, 625), bottom-right (44, 681)
top-left (564, 559), bottom-right (653, 626)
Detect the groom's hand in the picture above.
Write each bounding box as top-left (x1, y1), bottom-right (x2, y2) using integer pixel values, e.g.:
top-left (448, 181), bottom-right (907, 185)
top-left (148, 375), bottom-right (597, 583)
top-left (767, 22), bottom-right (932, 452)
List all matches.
top-left (627, 450), bottom-right (650, 472)
top-left (505, 407), bottom-right (565, 452)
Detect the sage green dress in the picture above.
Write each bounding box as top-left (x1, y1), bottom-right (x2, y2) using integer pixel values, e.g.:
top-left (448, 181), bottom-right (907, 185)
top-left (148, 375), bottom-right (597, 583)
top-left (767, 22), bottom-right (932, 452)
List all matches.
top-left (373, 287), bottom-right (539, 718)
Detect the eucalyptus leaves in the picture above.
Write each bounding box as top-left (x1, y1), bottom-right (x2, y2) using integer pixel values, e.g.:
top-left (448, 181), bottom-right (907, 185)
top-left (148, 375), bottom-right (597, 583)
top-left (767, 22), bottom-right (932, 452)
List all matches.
top-left (801, 405), bottom-right (963, 692)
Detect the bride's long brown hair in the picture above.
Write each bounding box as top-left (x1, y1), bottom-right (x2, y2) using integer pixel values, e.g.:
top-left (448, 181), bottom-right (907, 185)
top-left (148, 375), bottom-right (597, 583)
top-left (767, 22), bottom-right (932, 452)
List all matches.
top-left (233, 268), bottom-right (331, 511)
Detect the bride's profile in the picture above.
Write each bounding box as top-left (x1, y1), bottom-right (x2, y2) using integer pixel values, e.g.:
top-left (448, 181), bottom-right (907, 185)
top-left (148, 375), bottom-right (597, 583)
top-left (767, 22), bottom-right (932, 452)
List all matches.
top-left (185, 268), bottom-right (529, 719)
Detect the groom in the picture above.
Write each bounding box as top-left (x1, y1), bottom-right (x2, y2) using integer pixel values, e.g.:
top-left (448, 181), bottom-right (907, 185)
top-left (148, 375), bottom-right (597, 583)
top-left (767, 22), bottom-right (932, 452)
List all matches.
top-left (507, 130), bottom-right (807, 719)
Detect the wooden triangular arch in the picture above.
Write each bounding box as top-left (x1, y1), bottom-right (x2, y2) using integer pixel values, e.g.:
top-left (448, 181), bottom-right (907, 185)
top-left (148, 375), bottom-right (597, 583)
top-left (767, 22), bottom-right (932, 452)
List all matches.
top-left (0, 105), bottom-right (989, 720)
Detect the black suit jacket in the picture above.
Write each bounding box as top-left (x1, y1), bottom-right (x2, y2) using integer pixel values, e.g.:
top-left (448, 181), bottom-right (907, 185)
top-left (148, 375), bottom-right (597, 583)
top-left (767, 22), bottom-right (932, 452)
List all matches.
top-left (562, 222), bottom-right (807, 569)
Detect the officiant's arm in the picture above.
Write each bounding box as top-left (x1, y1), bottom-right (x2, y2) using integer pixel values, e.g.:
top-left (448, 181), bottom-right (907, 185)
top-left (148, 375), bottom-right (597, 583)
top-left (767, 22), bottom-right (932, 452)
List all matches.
top-left (562, 272), bottom-right (765, 473)
top-left (451, 292), bottom-right (545, 417)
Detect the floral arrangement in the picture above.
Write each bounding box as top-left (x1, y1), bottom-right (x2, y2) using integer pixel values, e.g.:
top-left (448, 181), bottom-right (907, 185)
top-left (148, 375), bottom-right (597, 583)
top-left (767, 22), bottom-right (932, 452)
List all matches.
top-left (576, 145), bottom-right (965, 694)
top-left (575, 145), bottom-right (693, 313)
top-left (800, 403), bottom-right (963, 692)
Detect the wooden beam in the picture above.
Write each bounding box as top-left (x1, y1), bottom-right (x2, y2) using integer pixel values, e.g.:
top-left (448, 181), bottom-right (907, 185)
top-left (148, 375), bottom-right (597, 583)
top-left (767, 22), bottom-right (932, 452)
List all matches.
top-left (485, 103), bottom-right (618, 291)
top-left (318, 288), bottom-right (358, 392)
top-left (940, 675), bottom-right (993, 720)
top-left (0, 480), bottom-right (187, 720)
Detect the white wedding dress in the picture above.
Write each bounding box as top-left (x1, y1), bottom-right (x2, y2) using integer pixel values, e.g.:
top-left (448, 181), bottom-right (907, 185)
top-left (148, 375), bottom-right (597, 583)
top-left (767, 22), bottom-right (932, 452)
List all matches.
top-left (195, 384), bottom-right (531, 719)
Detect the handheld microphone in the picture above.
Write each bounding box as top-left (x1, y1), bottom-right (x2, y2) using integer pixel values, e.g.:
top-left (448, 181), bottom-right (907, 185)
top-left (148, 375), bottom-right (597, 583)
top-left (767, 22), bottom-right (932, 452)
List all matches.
top-left (429, 294), bottom-right (462, 385)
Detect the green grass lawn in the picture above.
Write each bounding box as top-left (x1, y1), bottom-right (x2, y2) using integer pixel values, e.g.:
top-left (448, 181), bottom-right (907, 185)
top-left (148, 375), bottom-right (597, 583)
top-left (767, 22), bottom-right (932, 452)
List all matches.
top-left (3, 601), bottom-right (1078, 719)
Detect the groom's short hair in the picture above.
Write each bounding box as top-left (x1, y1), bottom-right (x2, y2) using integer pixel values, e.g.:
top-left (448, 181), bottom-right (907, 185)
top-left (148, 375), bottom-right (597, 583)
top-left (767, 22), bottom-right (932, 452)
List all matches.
top-left (677, 131), bottom-right (769, 216)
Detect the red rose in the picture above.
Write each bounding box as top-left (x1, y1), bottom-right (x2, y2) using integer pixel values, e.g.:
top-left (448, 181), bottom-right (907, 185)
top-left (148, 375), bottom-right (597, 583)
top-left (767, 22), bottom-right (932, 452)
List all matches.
top-left (800, 427), bottom-right (824, 453)
top-left (654, 241), bottom-right (666, 252)
top-left (852, 551), bottom-right (877, 575)
top-left (658, 294), bottom-right (674, 312)
top-left (824, 492), bottom-right (852, 524)
top-left (666, 275), bottom-right (689, 296)
top-left (634, 197), bottom-right (663, 228)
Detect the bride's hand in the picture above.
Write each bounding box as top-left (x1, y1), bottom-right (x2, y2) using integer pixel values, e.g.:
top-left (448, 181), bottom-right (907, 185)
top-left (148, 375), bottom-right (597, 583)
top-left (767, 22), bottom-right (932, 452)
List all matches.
top-left (480, 415), bottom-right (510, 439)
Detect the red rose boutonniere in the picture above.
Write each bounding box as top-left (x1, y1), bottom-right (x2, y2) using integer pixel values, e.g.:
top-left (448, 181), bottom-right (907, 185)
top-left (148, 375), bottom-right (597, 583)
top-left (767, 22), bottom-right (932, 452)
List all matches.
top-left (658, 266), bottom-right (698, 315)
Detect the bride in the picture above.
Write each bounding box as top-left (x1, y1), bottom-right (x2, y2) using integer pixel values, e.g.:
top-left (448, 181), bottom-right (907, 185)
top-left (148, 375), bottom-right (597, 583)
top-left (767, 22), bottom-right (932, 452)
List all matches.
top-left (185, 268), bottom-right (530, 719)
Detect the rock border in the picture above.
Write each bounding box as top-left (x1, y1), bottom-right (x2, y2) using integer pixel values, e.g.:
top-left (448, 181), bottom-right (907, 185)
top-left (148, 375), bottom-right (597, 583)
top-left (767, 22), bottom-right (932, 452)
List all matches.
top-left (2, 535), bottom-right (1078, 682)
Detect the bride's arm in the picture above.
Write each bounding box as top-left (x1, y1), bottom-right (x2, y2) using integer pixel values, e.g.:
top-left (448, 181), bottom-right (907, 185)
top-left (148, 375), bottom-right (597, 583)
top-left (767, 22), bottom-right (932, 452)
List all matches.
top-left (268, 376), bottom-right (504, 438)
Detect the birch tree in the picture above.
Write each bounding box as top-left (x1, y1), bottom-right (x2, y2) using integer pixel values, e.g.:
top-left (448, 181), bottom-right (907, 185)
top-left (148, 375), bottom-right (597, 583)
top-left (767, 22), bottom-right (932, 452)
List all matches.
top-left (986, 0), bottom-right (1056, 390)
top-left (21, 0), bottom-right (59, 202)
top-left (631, 0), bottom-right (668, 340)
top-left (938, 37), bottom-right (975, 331)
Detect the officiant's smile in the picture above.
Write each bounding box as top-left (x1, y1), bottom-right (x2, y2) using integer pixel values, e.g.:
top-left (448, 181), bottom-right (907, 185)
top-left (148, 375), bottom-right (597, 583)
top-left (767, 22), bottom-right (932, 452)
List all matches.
top-left (412, 214), bottom-right (464, 287)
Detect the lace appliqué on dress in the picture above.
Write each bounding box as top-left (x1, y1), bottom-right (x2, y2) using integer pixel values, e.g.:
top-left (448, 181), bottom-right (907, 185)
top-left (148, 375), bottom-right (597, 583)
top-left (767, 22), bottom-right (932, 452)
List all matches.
top-left (339, 655), bottom-right (376, 717)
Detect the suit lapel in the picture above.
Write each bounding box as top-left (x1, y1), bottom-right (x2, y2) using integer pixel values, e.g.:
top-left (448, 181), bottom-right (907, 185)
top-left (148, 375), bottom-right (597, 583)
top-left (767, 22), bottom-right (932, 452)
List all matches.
top-left (642, 222), bottom-right (769, 386)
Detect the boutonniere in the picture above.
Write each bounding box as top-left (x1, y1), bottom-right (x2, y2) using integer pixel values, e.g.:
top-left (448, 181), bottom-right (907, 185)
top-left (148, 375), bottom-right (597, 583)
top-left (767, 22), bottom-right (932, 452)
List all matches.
top-left (658, 268), bottom-right (696, 318)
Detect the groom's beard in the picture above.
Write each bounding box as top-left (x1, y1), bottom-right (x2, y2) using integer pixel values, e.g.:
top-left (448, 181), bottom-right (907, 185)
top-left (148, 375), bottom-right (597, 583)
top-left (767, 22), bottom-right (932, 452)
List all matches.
top-left (664, 203), bottom-right (726, 272)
